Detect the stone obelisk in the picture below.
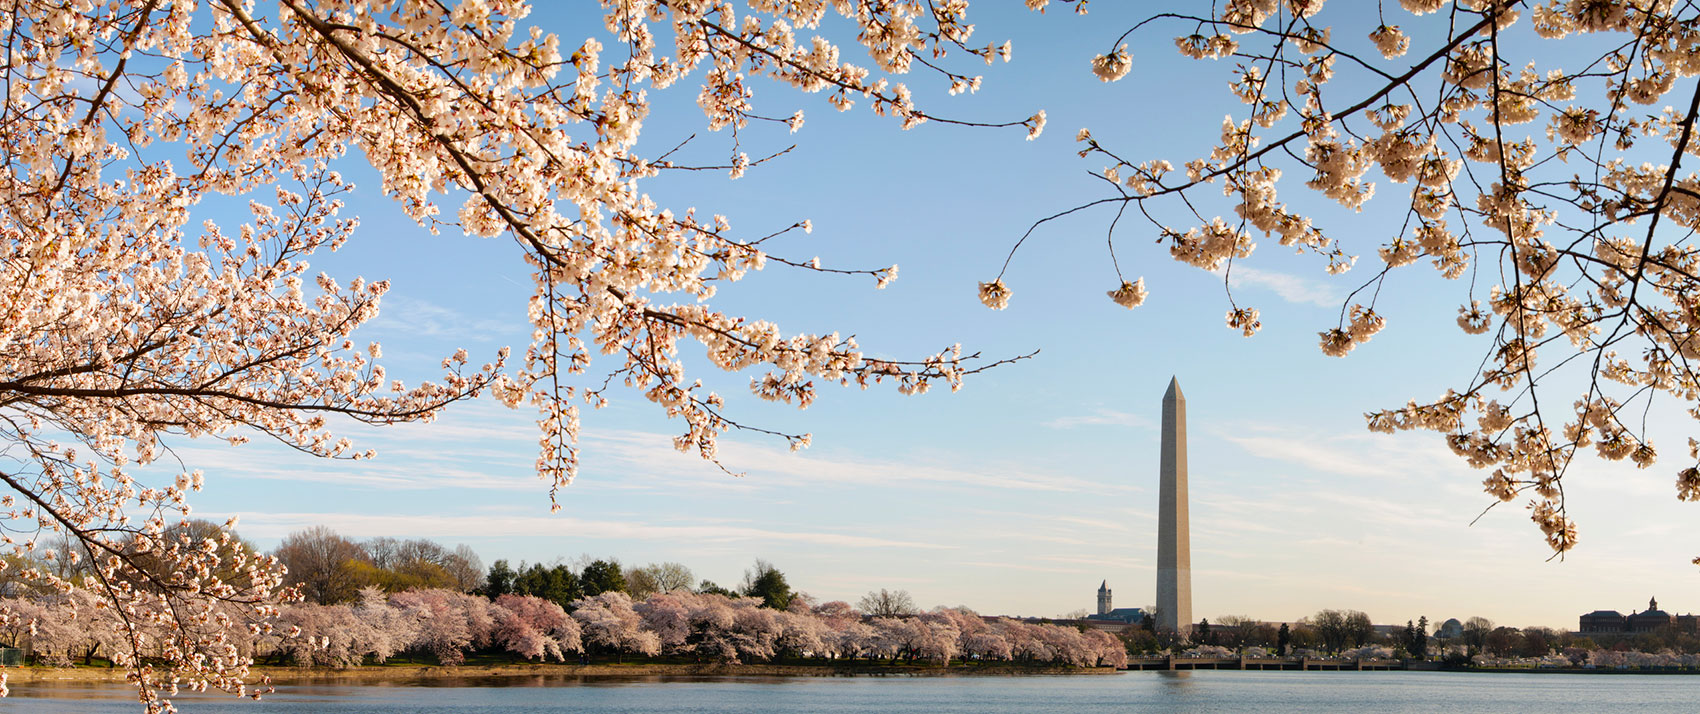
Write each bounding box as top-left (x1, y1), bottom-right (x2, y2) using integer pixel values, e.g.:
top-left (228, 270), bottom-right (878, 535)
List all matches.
top-left (1157, 377), bottom-right (1192, 635)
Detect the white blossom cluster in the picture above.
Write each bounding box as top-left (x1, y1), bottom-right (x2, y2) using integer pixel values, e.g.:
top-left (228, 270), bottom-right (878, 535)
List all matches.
top-left (0, 0), bottom-right (1057, 707)
top-left (1014, 0), bottom-right (1700, 558)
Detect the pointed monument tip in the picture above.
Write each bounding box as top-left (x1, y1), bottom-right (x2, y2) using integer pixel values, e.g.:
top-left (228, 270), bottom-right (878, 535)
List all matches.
top-left (1165, 376), bottom-right (1183, 400)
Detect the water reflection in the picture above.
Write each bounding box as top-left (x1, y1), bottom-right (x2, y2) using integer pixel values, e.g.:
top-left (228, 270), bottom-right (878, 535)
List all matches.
top-left (1154, 671), bottom-right (1193, 688)
top-left (15, 671), bottom-right (1700, 714)
top-left (1149, 670), bottom-right (1208, 714)
top-left (319, 674), bottom-right (814, 689)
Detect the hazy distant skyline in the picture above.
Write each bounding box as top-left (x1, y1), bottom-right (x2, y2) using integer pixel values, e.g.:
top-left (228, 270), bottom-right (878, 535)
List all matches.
top-left (154, 3), bottom-right (1700, 632)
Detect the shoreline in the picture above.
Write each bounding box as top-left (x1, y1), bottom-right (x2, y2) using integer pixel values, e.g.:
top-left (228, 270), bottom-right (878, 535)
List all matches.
top-left (14, 662), bottom-right (1700, 686)
top-left (4, 662), bottom-right (1120, 685)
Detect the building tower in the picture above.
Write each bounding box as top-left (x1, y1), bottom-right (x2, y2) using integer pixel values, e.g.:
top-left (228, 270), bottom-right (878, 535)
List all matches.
top-left (1097, 581), bottom-right (1113, 616)
top-left (1157, 377), bottom-right (1193, 634)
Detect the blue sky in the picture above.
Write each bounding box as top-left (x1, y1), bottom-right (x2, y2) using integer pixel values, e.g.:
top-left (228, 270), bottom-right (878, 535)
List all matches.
top-left (144, 2), bottom-right (1700, 630)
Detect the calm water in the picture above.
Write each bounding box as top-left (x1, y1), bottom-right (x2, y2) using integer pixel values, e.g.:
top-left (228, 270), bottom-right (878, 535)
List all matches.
top-left (11, 670), bottom-right (1700, 713)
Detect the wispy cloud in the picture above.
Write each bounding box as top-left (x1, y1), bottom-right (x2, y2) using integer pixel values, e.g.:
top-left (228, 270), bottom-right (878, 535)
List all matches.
top-left (1041, 554), bottom-right (1149, 569)
top-left (1019, 534), bottom-right (1095, 547)
top-left (584, 429), bottom-right (1109, 494)
top-left (1221, 265), bottom-right (1338, 307)
top-left (1308, 491), bottom-right (1450, 531)
top-left (1191, 518), bottom-right (1288, 537)
top-left (152, 439), bottom-right (550, 493)
top-left (139, 406), bottom-right (1107, 499)
top-left (1053, 515), bottom-right (1135, 533)
top-left (368, 294), bottom-right (521, 342)
top-left (958, 560), bottom-right (1094, 575)
top-left (217, 511), bottom-right (952, 550)
top-left (1043, 409), bottom-right (1151, 430)
top-left (1192, 567), bottom-right (1278, 582)
top-left (1223, 433), bottom-right (1407, 477)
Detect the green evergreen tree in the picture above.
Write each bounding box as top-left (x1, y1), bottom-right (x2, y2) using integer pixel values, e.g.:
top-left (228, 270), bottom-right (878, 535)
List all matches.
top-left (482, 559), bottom-right (515, 598)
top-left (580, 559), bottom-right (627, 597)
top-left (545, 565), bottom-right (583, 605)
top-left (513, 562), bottom-right (541, 596)
top-left (514, 563), bottom-right (583, 609)
top-left (741, 559), bottom-right (793, 610)
top-left (697, 579), bottom-right (736, 597)
top-left (1414, 616), bottom-right (1430, 658)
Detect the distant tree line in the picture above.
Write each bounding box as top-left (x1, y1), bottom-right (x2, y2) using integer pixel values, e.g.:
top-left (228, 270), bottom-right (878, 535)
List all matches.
top-left (1119, 609), bottom-right (1409, 657)
top-left (2, 524), bottom-right (1133, 670)
top-left (271, 526), bottom-right (486, 603)
top-left (1115, 609), bottom-right (1700, 664)
top-left (34, 523), bottom-right (1691, 669)
top-left (6, 523), bottom-right (933, 628)
top-left (0, 584), bottom-right (1127, 670)
top-left (1430, 615), bottom-right (1700, 662)
top-left (482, 556), bottom-right (801, 612)
top-left (251, 525), bottom-right (809, 614)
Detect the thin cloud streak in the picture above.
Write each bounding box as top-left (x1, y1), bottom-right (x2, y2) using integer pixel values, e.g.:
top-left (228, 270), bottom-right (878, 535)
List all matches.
top-left (584, 429), bottom-right (1108, 494)
top-left (958, 560), bottom-right (1093, 575)
top-left (1043, 409), bottom-right (1151, 430)
top-left (368, 294), bottom-right (522, 342)
top-left (1220, 265), bottom-right (1338, 307)
top-left (218, 511), bottom-right (953, 550)
top-left (1224, 434), bottom-right (1402, 477)
top-left (151, 442), bottom-right (550, 492)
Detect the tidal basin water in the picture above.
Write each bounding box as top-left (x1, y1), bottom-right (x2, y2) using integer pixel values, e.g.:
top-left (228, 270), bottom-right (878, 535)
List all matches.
top-left (15, 670), bottom-right (1700, 713)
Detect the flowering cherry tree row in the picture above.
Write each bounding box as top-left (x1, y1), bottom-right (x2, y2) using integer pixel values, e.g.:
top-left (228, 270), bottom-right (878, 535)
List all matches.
top-left (0, 585), bottom-right (1126, 671)
top-left (0, 587), bottom-right (580, 672)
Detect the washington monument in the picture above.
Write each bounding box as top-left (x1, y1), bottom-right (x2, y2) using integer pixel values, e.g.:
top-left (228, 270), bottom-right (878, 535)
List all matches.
top-left (1157, 377), bottom-right (1192, 634)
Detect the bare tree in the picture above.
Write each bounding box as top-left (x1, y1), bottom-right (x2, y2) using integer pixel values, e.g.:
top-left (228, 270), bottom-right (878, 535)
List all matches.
top-left (363, 537), bottom-right (405, 571)
top-left (859, 589), bottom-right (918, 617)
top-left (625, 565), bottom-right (661, 601)
top-left (274, 526), bottom-right (369, 605)
top-left (1309, 609), bottom-right (1373, 654)
top-left (624, 562), bottom-right (695, 599)
top-left (650, 563), bottom-right (696, 593)
top-left (358, 537), bottom-right (482, 592)
top-left (1463, 616), bottom-right (1497, 651)
top-left (445, 545), bottom-right (485, 593)
top-left (42, 536), bottom-right (93, 582)
top-left (1216, 615), bottom-right (1263, 649)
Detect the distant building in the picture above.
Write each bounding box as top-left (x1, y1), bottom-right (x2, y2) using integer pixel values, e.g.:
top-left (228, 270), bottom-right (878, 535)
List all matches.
top-left (1084, 581), bottom-right (1146, 627)
top-left (1084, 607), bottom-right (1148, 625)
top-left (1371, 624), bottom-right (1407, 638)
top-left (1435, 618), bottom-right (1463, 639)
top-left (1630, 597), bottom-right (1674, 632)
top-left (1579, 610), bottom-right (1627, 634)
top-left (1578, 597), bottom-right (1698, 634)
